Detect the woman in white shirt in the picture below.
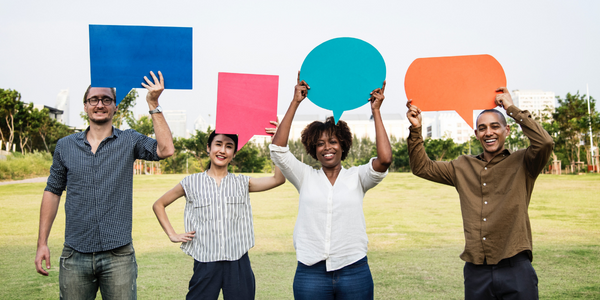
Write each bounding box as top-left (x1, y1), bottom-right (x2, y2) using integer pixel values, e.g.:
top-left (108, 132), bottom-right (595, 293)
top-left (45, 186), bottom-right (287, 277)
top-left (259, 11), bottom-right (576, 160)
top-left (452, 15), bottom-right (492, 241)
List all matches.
top-left (153, 129), bottom-right (285, 300)
top-left (270, 73), bottom-right (392, 300)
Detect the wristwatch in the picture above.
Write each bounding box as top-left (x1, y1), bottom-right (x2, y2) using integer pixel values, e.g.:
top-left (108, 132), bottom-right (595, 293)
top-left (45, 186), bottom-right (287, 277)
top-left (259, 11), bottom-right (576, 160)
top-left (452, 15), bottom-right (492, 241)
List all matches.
top-left (149, 106), bottom-right (163, 114)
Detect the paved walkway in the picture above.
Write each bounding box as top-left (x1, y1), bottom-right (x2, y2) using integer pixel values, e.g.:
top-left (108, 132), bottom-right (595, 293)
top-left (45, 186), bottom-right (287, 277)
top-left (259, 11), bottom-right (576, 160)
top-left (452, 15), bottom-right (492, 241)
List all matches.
top-left (0, 176), bottom-right (48, 186)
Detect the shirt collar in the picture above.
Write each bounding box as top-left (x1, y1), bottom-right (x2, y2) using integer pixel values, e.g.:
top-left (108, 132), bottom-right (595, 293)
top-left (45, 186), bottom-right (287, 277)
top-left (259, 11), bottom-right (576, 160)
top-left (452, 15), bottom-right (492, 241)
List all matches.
top-left (475, 148), bottom-right (512, 162)
top-left (76, 126), bottom-right (120, 142)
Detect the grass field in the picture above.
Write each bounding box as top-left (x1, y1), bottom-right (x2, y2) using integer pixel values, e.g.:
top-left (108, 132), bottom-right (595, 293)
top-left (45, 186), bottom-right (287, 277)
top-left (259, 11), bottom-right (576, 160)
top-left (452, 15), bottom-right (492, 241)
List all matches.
top-left (0, 173), bottom-right (598, 299)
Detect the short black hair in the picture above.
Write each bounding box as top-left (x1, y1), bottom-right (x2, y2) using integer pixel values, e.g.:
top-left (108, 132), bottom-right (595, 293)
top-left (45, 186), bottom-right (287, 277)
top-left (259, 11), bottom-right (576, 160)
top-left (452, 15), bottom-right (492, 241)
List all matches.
top-left (476, 109), bottom-right (507, 127)
top-left (208, 131), bottom-right (239, 154)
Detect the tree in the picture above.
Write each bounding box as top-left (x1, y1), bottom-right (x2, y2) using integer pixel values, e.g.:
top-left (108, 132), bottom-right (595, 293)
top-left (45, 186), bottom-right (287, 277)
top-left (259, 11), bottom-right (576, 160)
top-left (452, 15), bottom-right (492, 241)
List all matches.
top-left (14, 102), bottom-right (35, 154)
top-left (551, 92), bottom-right (598, 171)
top-left (424, 138), bottom-right (462, 161)
top-left (231, 142), bottom-right (266, 173)
top-left (0, 89), bottom-right (21, 151)
top-left (183, 128), bottom-right (211, 171)
top-left (505, 118), bottom-right (530, 151)
top-left (127, 114), bottom-right (154, 136)
top-left (391, 139), bottom-right (410, 172)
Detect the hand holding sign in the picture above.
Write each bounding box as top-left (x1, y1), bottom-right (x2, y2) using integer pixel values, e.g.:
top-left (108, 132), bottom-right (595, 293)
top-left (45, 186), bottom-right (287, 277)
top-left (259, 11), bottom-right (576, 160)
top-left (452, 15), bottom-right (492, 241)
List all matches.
top-left (89, 25), bottom-right (193, 105)
top-left (300, 37), bottom-right (386, 123)
top-left (404, 54), bottom-right (506, 129)
top-left (215, 72), bottom-right (279, 151)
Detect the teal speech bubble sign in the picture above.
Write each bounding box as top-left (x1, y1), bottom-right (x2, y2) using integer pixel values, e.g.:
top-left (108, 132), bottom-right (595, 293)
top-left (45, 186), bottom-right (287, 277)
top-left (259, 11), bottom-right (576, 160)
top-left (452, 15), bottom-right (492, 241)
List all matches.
top-left (300, 37), bottom-right (386, 123)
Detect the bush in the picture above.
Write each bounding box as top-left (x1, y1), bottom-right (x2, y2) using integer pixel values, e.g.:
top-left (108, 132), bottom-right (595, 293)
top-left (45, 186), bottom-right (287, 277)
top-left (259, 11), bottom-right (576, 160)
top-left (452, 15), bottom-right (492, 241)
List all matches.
top-left (0, 151), bottom-right (53, 181)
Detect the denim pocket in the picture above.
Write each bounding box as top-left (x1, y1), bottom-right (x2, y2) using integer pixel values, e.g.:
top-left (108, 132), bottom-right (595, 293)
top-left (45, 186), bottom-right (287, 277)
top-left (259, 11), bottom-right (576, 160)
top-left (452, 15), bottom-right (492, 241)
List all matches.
top-left (110, 243), bottom-right (135, 256)
top-left (60, 245), bottom-right (75, 270)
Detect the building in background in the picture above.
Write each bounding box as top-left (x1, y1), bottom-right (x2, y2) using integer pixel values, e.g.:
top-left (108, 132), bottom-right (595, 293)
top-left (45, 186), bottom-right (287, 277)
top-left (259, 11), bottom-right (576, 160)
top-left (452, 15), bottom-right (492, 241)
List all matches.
top-left (55, 89), bottom-right (69, 125)
top-left (512, 90), bottom-right (555, 119)
top-left (194, 114), bottom-right (212, 133)
top-left (33, 104), bottom-right (64, 123)
top-left (163, 110), bottom-right (187, 138)
top-left (422, 111), bottom-right (475, 143)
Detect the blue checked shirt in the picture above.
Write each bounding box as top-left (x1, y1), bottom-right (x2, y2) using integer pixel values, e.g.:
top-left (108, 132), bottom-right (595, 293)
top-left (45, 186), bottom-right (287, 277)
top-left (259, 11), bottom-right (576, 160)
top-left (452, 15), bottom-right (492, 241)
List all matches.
top-left (45, 127), bottom-right (160, 253)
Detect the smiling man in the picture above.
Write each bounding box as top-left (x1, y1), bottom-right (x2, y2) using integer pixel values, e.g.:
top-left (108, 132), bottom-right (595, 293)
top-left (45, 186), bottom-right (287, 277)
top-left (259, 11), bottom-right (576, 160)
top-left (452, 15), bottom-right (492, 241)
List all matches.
top-left (405, 87), bottom-right (554, 300)
top-left (34, 71), bottom-right (175, 300)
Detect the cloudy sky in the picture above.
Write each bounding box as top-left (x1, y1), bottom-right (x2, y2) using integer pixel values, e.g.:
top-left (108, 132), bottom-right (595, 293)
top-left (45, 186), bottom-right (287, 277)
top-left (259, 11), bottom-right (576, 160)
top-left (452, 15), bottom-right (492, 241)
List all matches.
top-left (1, 0), bottom-right (599, 130)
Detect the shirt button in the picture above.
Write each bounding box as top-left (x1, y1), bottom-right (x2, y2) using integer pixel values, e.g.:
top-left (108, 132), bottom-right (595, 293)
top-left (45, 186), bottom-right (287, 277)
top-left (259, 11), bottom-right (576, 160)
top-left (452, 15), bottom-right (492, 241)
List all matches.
top-left (510, 112), bottom-right (513, 115)
top-left (520, 119), bottom-right (523, 121)
top-left (483, 237), bottom-right (486, 241)
top-left (483, 183), bottom-right (486, 186)
top-left (483, 218), bottom-right (487, 221)
top-left (484, 167), bottom-right (487, 170)
top-left (484, 201), bottom-right (488, 204)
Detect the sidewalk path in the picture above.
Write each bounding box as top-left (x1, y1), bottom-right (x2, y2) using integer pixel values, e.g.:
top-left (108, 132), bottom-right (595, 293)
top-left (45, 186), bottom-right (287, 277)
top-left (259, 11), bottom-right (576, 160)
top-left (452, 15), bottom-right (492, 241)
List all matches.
top-left (0, 176), bottom-right (48, 186)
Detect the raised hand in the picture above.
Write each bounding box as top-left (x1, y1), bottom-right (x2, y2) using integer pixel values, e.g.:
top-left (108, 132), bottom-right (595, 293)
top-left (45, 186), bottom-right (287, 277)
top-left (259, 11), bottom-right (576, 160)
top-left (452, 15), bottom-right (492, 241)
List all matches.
top-left (406, 99), bottom-right (422, 127)
top-left (142, 71), bottom-right (165, 108)
top-left (293, 71), bottom-right (310, 104)
top-left (266, 118), bottom-right (279, 141)
top-left (495, 87), bottom-right (514, 110)
top-left (369, 81), bottom-right (386, 111)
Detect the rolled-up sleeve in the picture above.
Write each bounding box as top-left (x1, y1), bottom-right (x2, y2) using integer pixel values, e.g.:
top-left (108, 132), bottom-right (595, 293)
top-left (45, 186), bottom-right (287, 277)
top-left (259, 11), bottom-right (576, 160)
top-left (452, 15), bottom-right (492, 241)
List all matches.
top-left (358, 157), bottom-right (388, 191)
top-left (45, 140), bottom-right (67, 196)
top-left (269, 144), bottom-right (309, 192)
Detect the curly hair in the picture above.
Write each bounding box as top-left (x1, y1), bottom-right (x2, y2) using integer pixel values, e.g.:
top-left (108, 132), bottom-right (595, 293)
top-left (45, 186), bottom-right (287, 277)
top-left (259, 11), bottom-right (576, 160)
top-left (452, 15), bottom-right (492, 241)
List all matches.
top-left (301, 116), bottom-right (353, 161)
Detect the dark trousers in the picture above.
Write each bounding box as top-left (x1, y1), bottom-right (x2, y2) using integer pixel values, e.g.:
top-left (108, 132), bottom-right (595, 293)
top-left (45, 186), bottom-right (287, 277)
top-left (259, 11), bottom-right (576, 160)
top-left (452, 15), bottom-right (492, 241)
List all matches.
top-left (186, 252), bottom-right (255, 300)
top-left (464, 252), bottom-right (539, 300)
top-left (293, 256), bottom-right (374, 300)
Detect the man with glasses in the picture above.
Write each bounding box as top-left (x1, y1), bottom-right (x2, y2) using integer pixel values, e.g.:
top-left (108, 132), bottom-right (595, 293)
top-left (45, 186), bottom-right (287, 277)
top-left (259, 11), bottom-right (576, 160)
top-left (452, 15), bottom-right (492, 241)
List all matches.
top-left (35, 71), bottom-right (175, 299)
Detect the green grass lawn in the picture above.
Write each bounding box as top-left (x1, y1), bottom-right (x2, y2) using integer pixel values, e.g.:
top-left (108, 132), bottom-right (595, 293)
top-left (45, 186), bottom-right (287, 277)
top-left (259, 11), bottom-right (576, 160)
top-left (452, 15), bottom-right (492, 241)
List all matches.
top-left (1, 173), bottom-right (598, 299)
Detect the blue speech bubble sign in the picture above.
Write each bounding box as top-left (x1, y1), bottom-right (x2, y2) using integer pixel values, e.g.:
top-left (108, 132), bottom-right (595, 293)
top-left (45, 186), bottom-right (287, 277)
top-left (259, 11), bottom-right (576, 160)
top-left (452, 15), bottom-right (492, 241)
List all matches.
top-left (89, 25), bottom-right (193, 105)
top-left (300, 37), bottom-right (386, 123)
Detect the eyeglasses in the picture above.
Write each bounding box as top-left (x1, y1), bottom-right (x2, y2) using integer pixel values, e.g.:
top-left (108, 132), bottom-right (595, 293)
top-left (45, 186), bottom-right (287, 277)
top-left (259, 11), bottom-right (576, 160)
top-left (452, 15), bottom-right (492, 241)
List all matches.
top-left (86, 97), bottom-right (114, 106)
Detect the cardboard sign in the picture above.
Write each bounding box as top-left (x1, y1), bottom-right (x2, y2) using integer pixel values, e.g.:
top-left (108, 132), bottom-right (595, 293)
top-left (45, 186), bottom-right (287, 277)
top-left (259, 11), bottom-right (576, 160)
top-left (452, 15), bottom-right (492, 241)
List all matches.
top-left (300, 37), bottom-right (386, 123)
top-left (215, 72), bottom-right (279, 151)
top-left (404, 54), bottom-right (506, 128)
top-left (89, 24), bottom-right (193, 105)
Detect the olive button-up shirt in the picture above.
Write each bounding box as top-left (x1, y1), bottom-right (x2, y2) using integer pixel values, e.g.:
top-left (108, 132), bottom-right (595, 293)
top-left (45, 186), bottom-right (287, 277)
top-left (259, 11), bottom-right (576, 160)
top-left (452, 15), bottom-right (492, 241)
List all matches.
top-left (407, 106), bottom-right (554, 265)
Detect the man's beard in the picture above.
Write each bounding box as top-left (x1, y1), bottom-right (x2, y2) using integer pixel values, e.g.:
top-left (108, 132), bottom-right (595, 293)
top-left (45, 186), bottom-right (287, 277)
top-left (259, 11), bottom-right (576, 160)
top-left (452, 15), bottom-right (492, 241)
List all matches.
top-left (88, 110), bottom-right (113, 125)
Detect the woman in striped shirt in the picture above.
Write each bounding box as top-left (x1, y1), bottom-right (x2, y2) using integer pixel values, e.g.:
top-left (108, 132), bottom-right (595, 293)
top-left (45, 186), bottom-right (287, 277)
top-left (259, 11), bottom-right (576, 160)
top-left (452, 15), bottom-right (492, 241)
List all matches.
top-left (153, 128), bottom-right (285, 300)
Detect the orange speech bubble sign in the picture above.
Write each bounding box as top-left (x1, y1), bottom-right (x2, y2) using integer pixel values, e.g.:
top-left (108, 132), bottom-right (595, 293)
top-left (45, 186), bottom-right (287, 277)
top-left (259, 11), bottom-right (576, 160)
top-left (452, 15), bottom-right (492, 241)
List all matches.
top-left (404, 54), bottom-right (506, 129)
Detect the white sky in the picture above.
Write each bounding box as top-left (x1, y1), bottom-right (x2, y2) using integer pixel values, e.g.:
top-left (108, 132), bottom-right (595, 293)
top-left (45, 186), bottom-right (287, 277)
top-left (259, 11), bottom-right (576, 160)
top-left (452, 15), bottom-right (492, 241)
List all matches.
top-left (1, 0), bottom-right (599, 130)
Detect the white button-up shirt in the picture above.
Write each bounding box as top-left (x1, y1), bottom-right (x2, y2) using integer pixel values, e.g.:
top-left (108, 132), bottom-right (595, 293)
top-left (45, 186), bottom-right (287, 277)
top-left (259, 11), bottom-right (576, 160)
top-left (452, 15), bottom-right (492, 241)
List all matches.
top-left (270, 144), bottom-right (387, 271)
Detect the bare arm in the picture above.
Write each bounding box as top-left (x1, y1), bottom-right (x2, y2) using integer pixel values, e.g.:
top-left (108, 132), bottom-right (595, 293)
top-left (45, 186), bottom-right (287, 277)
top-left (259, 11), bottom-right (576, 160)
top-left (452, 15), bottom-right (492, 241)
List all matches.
top-left (272, 71), bottom-right (309, 147)
top-left (152, 184), bottom-right (195, 243)
top-left (250, 120), bottom-right (286, 192)
top-left (142, 71), bottom-right (175, 159)
top-left (35, 191), bottom-right (61, 276)
top-left (370, 81), bottom-right (392, 172)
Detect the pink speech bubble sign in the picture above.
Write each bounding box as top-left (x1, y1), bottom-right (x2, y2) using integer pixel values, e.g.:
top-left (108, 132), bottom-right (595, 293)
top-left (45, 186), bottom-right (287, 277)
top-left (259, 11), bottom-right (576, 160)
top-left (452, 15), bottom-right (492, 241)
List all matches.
top-left (216, 72), bottom-right (279, 151)
top-left (404, 54), bottom-right (506, 129)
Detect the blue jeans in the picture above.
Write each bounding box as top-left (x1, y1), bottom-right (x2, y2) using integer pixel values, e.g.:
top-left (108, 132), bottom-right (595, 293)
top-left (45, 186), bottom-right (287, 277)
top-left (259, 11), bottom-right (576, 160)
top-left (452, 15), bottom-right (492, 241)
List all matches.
top-left (293, 256), bottom-right (373, 300)
top-left (59, 243), bottom-right (137, 300)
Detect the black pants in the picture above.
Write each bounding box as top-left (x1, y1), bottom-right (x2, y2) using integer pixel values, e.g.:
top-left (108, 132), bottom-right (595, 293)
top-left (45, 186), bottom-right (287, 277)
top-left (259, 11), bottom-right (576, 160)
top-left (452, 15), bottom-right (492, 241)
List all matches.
top-left (464, 252), bottom-right (538, 300)
top-left (186, 253), bottom-right (255, 300)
